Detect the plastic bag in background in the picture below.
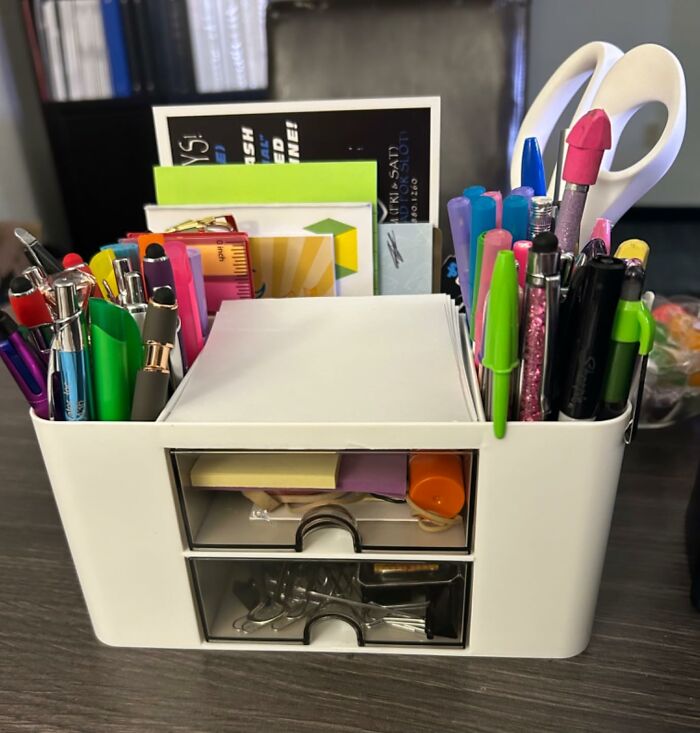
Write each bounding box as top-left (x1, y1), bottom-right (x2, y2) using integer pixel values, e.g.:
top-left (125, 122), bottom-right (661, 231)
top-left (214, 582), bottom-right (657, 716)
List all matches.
top-left (640, 296), bottom-right (700, 428)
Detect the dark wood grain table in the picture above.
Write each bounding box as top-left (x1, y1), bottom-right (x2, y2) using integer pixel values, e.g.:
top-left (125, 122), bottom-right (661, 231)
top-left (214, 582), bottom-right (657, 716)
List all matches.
top-left (0, 367), bottom-right (698, 733)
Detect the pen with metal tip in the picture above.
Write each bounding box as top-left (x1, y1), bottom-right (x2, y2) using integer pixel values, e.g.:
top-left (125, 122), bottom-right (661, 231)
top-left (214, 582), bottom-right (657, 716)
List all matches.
top-left (14, 227), bottom-right (63, 275)
top-left (112, 257), bottom-right (133, 305)
top-left (558, 256), bottom-right (625, 421)
top-left (528, 196), bottom-right (553, 238)
top-left (0, 311), bottom-right (49, 419)
top-left (9, 275), bottom-right (54, 361)
top-left (131, 287), bottom-right (179, 421)
top-left (599, 265), bottom-right (655, 421)
top-left (482, 250), bottom-right (519, 439)
top-left (516, 232), bottom-right (560, 421)
top-left (554, 109), bottom-right (612, 254)
top-left (54, 279), bottom-right (92, 421)
top-left (123, 271), bottom-right (148, 333)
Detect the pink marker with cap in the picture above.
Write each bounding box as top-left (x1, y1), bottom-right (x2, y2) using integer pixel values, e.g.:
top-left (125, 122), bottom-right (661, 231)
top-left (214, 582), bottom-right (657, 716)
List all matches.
top-left (554, 108), bottom-right (612, 254)
top-left (474, 228), bottom-right (513, 363)
top-left (589, 217), bottom-right (612, 254)
top-left (484, 191), bottom-right (503, 227)
top-left (513, 240), bottom-right (532, 289)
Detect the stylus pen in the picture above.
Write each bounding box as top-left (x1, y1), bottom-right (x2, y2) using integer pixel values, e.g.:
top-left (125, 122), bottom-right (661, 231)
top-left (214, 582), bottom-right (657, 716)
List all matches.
top-left (131, 287), bottom-right (179, 421)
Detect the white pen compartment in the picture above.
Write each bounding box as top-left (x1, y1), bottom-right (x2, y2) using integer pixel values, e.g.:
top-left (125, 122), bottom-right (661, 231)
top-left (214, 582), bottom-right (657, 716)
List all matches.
top-left (190, 557), bottom-right (470, 648)
top-left (171, 449), bottom-right (476, 553)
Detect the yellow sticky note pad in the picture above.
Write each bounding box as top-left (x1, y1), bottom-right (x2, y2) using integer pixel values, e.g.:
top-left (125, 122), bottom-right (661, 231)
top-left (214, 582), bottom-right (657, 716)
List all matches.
top-left (190, 452), bottom-right (340, 490)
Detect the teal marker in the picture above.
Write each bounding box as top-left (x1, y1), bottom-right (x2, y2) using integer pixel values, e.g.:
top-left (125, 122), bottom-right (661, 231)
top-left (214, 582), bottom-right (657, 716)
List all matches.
top-left (468, 196), bottom-right (496, 327)
top-left (482, 251), bottom-right (519, 439)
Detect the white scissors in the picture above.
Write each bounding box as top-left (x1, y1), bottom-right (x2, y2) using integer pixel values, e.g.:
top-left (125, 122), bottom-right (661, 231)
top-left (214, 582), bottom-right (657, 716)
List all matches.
top-left (510, 42), bottom-right (686, 241)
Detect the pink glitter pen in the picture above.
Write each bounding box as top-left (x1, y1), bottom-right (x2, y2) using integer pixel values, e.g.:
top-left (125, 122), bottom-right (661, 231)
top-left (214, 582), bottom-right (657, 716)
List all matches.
top-left (554, 109), bottom-right (611, 255)
top-left (516, 232), bottom-right (560, 421)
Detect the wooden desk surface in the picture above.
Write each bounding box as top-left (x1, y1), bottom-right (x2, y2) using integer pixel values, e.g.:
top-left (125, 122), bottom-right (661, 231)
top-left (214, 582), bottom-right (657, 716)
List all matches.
top-left (0, 368), bottom-right (698, 733)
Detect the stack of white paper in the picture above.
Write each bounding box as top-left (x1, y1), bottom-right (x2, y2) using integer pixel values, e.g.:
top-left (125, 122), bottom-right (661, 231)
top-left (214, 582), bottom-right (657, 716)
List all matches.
top-left (164, 294), bottom-right (482, 424)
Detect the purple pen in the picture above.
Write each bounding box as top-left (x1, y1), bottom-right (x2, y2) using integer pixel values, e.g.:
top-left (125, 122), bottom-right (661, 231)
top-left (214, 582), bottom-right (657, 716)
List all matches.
top-left (0, 311), bottom-right (49, 418)
top-left (142, 243), bottom-right (177, 297)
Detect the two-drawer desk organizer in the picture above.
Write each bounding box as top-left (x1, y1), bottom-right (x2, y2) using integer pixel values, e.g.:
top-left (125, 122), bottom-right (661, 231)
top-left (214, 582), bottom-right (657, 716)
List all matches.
top-left (32, 410), bottom-right (628, 657)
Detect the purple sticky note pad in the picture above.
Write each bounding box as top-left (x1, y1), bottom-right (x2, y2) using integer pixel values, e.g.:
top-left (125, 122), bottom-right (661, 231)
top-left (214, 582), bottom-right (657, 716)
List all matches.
top-left (337, 453), bottom-right (407, 498)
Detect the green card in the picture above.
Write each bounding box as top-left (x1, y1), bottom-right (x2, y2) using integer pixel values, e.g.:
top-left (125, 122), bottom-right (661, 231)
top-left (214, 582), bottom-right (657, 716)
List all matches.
top-left (153, 161), bottom-right (378, 289)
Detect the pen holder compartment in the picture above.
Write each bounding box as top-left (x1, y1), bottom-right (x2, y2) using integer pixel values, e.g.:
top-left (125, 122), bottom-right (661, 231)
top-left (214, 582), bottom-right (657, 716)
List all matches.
top-left (31, 408), bottom-right (629, 656)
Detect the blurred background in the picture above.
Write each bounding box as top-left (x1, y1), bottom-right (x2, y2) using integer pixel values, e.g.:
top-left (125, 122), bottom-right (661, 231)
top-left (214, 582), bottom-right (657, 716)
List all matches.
top-left (0, 0), bottom-right (697, 299)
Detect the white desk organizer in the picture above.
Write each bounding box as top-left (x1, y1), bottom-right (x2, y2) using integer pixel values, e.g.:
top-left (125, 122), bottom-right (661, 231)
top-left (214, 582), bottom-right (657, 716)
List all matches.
top-left (32, 409), bottom-right (628, 657)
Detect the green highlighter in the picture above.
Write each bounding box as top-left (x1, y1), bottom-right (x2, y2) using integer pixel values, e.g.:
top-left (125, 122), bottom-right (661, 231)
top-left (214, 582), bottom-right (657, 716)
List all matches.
top-left (599, 265), bottom-right (655, 420)
top-left (90, 299), bottom-right (143, 421)
top-left (482, 250), bottom-right (519, 439)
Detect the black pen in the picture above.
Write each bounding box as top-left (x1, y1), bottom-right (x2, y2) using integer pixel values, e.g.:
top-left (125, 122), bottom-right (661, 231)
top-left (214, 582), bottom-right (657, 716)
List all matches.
top-left (14, 227), bottom-right (63, 275)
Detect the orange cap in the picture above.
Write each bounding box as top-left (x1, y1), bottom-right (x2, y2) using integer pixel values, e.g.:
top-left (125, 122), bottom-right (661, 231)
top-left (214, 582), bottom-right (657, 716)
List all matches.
top-left (408, 453), bottom-right (465, 519)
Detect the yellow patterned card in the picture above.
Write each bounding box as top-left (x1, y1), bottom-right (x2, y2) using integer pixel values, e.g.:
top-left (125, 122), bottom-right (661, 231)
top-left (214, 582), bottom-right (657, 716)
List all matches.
top-left (250, 235), bottom-right (336, 298)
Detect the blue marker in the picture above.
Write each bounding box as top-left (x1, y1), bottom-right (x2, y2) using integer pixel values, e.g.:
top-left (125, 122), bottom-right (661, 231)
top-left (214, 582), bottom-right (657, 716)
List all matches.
top-left (502, 194), bottom-right (529, 243)
top-left (521, 137), bottom-right (547, 196)
top-left (468, 196), bottom-right (496, 316)
top-left (101, 242), bottom-right (140, 273)
top-left (463, 185), bottom-right (486, 201)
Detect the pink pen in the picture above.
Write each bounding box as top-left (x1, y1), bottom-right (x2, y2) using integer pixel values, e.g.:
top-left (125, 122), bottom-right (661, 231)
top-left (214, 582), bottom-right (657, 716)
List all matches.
top-left (513, 240), bottom-right (532, 289)
top-left (554, 109), bottom-right (611, 254)
top-left (516, 232), bottom-right (560, 421)
top-left (484, 191), bottom-right (503, 227)
top-left (473, 229), bottom-right (512, 363)
top-left (163, 241), bottom-right (205, 366)
top-left (589, 217), bottom-right (612, 254)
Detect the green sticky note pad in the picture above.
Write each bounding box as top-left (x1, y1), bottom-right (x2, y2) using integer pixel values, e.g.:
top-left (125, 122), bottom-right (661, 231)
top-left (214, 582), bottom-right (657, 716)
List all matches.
top-left (153, 162), bottom-right (379, 289)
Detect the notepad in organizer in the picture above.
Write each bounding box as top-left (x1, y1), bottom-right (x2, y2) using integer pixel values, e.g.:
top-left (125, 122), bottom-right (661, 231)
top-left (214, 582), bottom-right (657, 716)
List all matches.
top-left (163, 294), bottom-right (480, 425)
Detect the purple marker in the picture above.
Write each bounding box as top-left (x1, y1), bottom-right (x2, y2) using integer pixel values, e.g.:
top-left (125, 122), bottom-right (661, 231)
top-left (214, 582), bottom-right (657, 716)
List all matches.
top-left (0, 311), bottom-right (49, 418)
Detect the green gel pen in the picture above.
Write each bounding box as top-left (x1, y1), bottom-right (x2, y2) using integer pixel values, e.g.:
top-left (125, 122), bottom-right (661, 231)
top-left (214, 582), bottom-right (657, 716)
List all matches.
top-left (599, 265), bottom-right (655, 420)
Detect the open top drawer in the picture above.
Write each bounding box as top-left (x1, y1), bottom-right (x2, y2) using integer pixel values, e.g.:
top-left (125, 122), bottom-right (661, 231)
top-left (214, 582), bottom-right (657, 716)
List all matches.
top-left (171, 449), bottom-right (476, 553)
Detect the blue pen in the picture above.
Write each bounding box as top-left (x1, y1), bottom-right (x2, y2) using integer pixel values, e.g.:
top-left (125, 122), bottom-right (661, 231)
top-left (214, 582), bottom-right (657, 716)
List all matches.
top-left (521, 137), bottom-right (547, 196)
top-left (463, 185), bottom-right (486, 202)
top-left (502, 194), bottom-right (529, 243)
top-left (54, 279), bottom-right (92, 421)
top-left (447, 197), bottom-right (471, 313)
top-left (468, 196), bottom-right (497, 314)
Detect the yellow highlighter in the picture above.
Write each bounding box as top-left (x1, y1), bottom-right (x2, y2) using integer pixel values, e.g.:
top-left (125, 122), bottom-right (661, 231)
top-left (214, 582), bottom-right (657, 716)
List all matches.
top-left (89, 249), bottom-right (118, 300)
top-left (615, 238), bottom-right (649, 268)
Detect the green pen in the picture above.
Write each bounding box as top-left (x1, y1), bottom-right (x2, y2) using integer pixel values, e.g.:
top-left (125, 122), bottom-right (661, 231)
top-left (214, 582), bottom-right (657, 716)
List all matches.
top-left (470, 231), bottom-right (488, 328)
top-left (90, 298), bottom-right (143, 421)
top-left (482, 250), bottom-right (519, 439)
top-left (599, 265), bottom-right (655, 420)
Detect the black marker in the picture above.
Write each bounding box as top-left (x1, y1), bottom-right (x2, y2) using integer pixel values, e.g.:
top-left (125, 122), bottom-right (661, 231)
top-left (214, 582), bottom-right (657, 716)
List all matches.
top-left (558, 256), bottom-right (625, 421)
